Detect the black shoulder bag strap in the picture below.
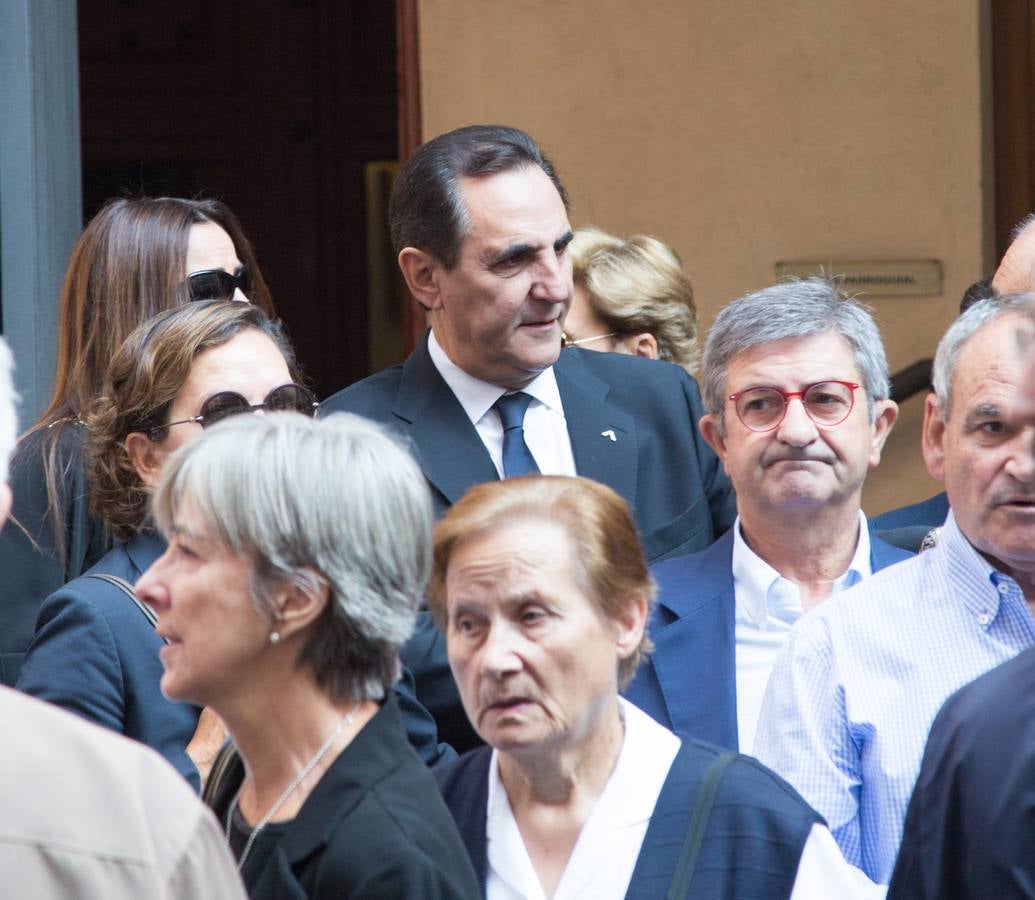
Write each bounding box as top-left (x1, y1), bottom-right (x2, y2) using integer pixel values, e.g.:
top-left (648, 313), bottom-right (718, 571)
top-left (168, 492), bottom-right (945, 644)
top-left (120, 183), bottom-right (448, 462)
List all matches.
top-left (85, 573), bottom-right (159, 630)
top-left (666, 749), bottom-right (738, 900)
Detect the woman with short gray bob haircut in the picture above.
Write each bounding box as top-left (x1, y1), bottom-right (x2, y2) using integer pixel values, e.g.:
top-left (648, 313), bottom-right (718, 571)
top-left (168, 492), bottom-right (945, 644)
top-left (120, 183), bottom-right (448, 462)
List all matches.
top-left (702, 277), bottom-right (890, 424)
top-left (141, 411), bottom-right (480, 896)
top-left (151, 411), bottom-right (431, 702)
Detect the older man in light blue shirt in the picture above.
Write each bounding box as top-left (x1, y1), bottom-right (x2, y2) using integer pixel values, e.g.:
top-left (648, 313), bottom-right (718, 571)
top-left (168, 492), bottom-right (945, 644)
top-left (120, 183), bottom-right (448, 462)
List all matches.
top-left (754, 293), bottom-right (1035, 884)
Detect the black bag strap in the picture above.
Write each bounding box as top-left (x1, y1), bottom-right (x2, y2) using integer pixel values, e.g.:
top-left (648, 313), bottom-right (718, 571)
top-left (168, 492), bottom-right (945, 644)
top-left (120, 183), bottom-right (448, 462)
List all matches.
top-left (85, 573), bottom-right (159, 630)
top-left (666, 749), bottom-right (738, 900)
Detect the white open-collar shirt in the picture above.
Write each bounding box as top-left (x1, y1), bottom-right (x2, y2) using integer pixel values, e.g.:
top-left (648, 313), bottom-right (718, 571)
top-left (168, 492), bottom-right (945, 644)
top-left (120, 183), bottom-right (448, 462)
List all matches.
top-left (732, 511), bottom-right (872, 753)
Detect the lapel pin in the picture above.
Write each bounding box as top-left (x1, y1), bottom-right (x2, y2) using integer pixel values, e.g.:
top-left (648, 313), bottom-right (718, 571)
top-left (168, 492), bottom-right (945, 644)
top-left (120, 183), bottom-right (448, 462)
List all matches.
top-left (601, 429), bottom-right (617, 442)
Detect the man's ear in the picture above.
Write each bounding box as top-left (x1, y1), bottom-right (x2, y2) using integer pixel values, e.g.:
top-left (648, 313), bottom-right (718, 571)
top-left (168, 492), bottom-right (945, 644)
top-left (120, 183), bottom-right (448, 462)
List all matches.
top-left (270, 570), bottom-right (331, 642)
top-left (398, 248), bottom-right (444, 313)
top-left (921, 393), bottom-right (947, 482)
top-left (125, 432), bottom-right (165, 488)
top-left (867, 399), bottom-right (899, 468)
top-left (699, 412), bottom-right (728, 464)
top-left (619, 332), bottom-right (658, 360)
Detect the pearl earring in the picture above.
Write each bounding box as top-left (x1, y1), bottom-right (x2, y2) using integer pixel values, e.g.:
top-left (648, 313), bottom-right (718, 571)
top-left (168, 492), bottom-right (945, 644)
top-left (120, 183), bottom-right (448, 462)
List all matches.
top-left (269, 631), bottom-right (281, 645)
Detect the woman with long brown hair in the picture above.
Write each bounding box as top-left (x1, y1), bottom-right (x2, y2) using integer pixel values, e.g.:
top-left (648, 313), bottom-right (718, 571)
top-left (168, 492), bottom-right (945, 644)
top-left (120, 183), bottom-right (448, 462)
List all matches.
top-left (0, 196), bottom-right (274, 687)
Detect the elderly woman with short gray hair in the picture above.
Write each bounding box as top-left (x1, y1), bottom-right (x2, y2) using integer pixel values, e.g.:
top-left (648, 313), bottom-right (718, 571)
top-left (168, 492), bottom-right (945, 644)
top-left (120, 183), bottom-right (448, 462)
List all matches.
top-left (136, 412), bottom-right (480, 899)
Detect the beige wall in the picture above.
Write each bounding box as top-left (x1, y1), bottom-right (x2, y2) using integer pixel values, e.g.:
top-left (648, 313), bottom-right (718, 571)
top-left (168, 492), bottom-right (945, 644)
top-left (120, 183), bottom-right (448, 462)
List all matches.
top-left (418, 0), bottom-right (991, 515)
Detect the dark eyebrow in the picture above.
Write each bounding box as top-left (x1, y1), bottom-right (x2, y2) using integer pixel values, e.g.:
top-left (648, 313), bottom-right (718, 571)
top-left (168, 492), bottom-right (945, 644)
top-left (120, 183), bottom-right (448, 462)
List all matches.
top-left (485, 230), bottom-right (575, 269)
top-left (486, 243), bottom-right (537, 268)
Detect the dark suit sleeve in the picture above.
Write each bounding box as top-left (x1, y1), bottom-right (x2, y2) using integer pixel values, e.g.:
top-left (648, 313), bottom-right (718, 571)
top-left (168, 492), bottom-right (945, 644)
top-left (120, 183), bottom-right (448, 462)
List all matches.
top-left (681, 370), bottom-right (736, 537)
top-left (392, 660), bottom-right (458, 768)
top-left (16, 589), bottom-right (126, 733)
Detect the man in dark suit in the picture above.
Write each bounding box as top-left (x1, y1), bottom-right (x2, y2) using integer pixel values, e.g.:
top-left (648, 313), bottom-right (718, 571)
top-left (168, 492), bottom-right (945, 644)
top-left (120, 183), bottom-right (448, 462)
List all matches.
top-left (323, 125), bottom-right (734, 750)
top-left (626, 278), bottom-right (910, 753)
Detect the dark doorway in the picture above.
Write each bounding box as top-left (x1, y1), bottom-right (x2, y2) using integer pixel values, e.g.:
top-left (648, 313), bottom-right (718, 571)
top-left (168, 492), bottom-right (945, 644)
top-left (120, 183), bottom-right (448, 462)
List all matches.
top-left (77, 0), bottom-right (404, 397)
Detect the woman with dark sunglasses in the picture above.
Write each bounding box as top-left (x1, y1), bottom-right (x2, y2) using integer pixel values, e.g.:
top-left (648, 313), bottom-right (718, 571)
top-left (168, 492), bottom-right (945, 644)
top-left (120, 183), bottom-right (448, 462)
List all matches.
top-left (0, 196), bottom-right (275, 690)
top-left (16, 302), bottom-right (310, 789)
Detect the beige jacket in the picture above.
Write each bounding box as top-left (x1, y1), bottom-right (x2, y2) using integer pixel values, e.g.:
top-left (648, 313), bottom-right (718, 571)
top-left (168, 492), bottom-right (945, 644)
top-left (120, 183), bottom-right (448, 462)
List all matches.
top-left (0, 686), bottom-right (245, 899)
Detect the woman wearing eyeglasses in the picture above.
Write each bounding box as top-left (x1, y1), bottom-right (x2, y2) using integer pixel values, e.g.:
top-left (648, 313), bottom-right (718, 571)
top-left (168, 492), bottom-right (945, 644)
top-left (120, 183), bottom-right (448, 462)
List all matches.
top-left (0, 196), bottom-right (273, 689)
top-left (16, 301), bottom-right (313, 789)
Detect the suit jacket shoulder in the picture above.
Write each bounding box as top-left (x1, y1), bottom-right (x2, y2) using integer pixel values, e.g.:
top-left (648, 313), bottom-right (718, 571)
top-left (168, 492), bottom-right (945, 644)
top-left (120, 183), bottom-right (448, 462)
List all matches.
top-left (0, 423), bottom-right (109, 685)
top-left (624, 531), bottom-right (738, 748)
top-left (15, 533), bottom-right (201, 789)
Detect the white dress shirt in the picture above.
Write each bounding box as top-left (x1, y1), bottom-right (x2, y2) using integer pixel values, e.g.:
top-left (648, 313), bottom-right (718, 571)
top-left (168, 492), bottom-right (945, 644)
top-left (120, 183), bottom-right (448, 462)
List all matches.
top-left (428, 331), bottom-right (577, 477)
top-left (732, 511), bottom-right (872, 753)
top-left (484, 698), bottom-right (884, 900)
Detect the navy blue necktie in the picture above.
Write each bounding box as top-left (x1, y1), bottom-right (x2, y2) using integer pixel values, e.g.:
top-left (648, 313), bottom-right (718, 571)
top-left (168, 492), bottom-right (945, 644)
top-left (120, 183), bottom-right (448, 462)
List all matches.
top-left (494, 392), bottom-right (540, 478)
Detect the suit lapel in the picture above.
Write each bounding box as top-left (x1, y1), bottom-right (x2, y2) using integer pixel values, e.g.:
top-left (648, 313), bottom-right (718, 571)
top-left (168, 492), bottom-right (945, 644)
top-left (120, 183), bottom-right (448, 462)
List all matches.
top-left (393, 338), bottom-right (499, 506)
top-left (649, 532), bottom-right (738, 747)
top-left (554, 350), bottom-right (638, 506)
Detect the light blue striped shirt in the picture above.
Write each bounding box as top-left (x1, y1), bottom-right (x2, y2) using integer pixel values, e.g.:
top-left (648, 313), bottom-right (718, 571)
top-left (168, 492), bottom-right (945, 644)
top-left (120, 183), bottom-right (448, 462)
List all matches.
top-left (753, 511), bottom-right (1035, 884)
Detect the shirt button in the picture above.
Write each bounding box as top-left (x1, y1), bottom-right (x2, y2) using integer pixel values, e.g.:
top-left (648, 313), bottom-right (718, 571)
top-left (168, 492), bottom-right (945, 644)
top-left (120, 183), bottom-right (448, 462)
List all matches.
top-left (978, 613), bottom-right (991, 626)
top-left (997, 582), bottom-right (1010, 595)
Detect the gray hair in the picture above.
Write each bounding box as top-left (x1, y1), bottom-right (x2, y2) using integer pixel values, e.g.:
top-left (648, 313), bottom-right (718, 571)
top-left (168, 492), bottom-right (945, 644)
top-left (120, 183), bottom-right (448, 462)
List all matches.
top-left (702, 277), bottom-right (890, 425)
top-left (0, 339), bottom-right (17, 484)
top-left (151, 411), bottom-right (433, 702)
top-left (932, 292), bottom-right (1035, 418)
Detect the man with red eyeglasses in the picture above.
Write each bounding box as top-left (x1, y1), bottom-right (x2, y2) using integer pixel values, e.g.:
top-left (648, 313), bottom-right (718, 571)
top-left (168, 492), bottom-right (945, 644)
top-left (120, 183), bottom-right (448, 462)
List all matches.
top-left (625, 277), bottom-right (905, 759)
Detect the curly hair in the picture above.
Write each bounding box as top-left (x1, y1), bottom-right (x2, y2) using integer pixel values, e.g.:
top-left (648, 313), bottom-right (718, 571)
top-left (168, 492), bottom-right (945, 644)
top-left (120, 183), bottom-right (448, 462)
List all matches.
top-left (570, 227), bottom-right (699, 374)
top-left (86, 301), bottom-right (297, 540)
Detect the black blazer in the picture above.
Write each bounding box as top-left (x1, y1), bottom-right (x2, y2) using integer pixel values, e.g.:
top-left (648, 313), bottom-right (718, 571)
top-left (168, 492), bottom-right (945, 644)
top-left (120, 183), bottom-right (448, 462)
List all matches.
top-left (15, 531), bottom-right (202, 789)
top-left (0, 424), bottom-right (108, 686)
top-left (323, 336), bottom-right (736, 562)
top-left (208, 694), bottom-right (481, 899)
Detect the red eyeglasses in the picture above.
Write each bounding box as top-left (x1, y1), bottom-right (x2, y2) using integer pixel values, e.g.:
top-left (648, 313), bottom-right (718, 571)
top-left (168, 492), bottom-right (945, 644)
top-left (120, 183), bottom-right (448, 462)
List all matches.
top-left (728, 381), bottom-right (861, 432)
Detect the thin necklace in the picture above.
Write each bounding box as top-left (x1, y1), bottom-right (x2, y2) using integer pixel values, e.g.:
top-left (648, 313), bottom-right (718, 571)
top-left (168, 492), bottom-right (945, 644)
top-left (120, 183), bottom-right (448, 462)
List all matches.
top-left (225, 706), bottom-right (356, 870)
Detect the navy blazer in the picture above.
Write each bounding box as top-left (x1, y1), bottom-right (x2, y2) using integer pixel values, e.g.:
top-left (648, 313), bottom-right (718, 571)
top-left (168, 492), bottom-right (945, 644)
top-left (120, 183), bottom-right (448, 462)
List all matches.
top-left (436, 740), bottom-right (820, 899)
top-left (15, 532), bottom-right (202, 788)
top-left (0, 424), bottom-right (109, 686)
top-left (323, 335), bottom-right (736, 563)
top-left (624, 527), bottom-right (914, 749)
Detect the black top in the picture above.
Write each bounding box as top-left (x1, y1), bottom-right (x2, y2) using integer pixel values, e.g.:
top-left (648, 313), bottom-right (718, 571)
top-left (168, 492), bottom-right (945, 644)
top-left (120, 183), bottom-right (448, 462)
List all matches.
top-left (207, 693), bottom-right (481, 899)
top-left (889, 645), bottom-right (1035, 899)
top-left (0, 423), bottom-right (108, 686)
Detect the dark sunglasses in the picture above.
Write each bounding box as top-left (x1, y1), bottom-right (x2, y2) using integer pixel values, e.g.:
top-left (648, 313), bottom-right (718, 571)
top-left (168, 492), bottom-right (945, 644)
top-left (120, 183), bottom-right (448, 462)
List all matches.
top-left (150, 383), bottom-right (318, 440)
top-left (185, 266), bottom-right (251, 302)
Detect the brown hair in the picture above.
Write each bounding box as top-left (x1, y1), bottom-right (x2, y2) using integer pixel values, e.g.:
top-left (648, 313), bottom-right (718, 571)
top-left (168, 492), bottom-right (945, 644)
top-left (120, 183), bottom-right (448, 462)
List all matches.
top-left (86, 301), bottom-right (296, 540)
top-left (21, 197), bottom-right (274, 561)
top-left (570, 227), bottom-right (700, 374)
top-left (428, 475), bottom-right (656, 689)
